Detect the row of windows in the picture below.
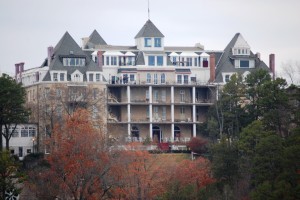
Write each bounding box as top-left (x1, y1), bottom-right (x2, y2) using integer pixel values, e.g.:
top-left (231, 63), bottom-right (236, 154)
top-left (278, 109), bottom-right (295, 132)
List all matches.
top-left (9, 126), bottom-right (36, 137)
top-left (53, 73), bottom-right (65, 81)
top-left (63, 58), bottom-right (86, 67)
top-left (146, 73), bottom-right (166, 84)
top-left (148, 56), bottom-right (163, 66)
top-left (233, 48), bottom-right (250, 55)
top-left (171, 57), bottom-right (208, 67)
top-left (144, 38), bottom-right (161, 47)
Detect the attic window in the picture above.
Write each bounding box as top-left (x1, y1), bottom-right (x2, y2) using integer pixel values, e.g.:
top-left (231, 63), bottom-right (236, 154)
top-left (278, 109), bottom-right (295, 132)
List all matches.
top-left (63, 58), bottom-right (85, 66)
top-left (144, 38), bottom-right (152, 47)
top-left (70, 51), bottom-right (74, 55)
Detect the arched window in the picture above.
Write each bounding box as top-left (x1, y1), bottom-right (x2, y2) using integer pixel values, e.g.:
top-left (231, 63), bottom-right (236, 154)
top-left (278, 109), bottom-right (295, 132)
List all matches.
top-left (161, 73), bottom-right (165, 84)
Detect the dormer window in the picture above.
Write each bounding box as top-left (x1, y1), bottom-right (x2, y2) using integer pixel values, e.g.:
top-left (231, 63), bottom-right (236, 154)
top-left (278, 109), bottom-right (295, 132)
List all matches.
top-left (154, 38), bottom-right (161, 47)
top-left (63, 58), bottom-right (85, 67)
top-left (240, 60), bottom-right (249, 68)
top-left (144, 38), bottom-right (152, 47)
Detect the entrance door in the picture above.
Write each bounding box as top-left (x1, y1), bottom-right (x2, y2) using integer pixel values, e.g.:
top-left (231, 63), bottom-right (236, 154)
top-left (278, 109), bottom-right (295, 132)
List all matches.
top-left (152, 126), bottom-right (161, 143)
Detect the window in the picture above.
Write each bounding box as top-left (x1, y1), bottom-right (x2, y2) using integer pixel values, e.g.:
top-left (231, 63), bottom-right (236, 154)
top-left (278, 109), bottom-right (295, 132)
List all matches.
top-left (11, 129), bottom-right (19, 137)
top-left (172, 57), bottom-right (177, 65)
top-left (60, 73), bottom-right (64, 81)
top-left (106, 57), bottom-right (109, 65)
top-left (96, 74), bottom-right (100, 82)
top-left (180, 107), bottom-right (185, 114)
top-left (74, 74), bottom-right (80, 82)
top-left (154, 106), bottom-right (159, 119)
top-left (202, 58), bottom-right (208, 67)
top-left (89, 74), bottom-right (94, 82)
top-left (240, 60), bottom-right (249, 68)
top-left (28, 127), bottom-right (36, 137)
top-left (180, 90), bottom-right (185, 102)
top-left (154, 74), bottom-right (158, 84)
top-left (162, 106), bottom-right (166, 120)
top-left (130, 74), bottom-right (135, 82)
top-left (238, 49), bottom-right (241, 54)
top-left (225, 75), bottom-right (230, 83)
top-left (157, 56), bottom-right (163, 66)
top-left (127, 57), bottom-right (135, 65)
top-left (161, 90), bottom-right (166, 102)
top-left (53, 73), bottom-right (58, 81)
top-left (184, 75), bottom-right (189, 84)
top-left (194, 57), bottom-right (198, 67)
top-left (177, 75), bottom-right (182, 84)
top-left (154, 38), bottom-right (161, 47)
top-left (146, 90), bottom-right (149, 100)
top-left (111, 56), bottom-right (117, 65)
top-left (93, 88), bottom-right (98, 100)
top-left (187, 58), bottom-right (192, 66)
top-left (56, 89), bottom-right (62, 97)
top-left (161, 73), bottom-right (165, 84)
top-left (144, 38), bottom-right (152, 47)
top-left (63, 58), bottom-right (85, 66)
top-left (57, 105), bottom-right (62, 118)
top-left (18, 147), bottom-right (23, 157)
top-left (148, 56), bottom-right (155, 66)
top-left (154, 90), bottom-right (159, 102)
top-left (21, 127), bottom-right (28, 137)
top-left (146, 73), bottom-right (151, 83)
top-left (146, 107), bottom-right (150, 118)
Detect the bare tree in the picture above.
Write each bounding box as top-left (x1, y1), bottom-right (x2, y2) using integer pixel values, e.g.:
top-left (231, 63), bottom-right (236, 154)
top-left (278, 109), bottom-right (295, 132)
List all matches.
top-left (281, 60), bottom-right (300, 85)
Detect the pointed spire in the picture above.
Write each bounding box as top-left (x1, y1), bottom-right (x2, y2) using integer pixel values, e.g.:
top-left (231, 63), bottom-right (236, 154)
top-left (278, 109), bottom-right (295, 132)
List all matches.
top-left (135, 20), bottom-right (164, 39)
top-left (88, 30), bottom-right (107, 45)
top-left (53, 31), bottom-right (85, 56)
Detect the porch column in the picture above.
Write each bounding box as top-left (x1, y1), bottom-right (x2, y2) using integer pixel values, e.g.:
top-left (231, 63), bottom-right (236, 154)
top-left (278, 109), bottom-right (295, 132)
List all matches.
top-left (149, 86), bottom-right (153, 139)
top-left (171, 86), bottom-right (174, 141)
top-left (127, 86), bottom-right (131, 136)
top-left (192, 86), bottom-right (196, 137)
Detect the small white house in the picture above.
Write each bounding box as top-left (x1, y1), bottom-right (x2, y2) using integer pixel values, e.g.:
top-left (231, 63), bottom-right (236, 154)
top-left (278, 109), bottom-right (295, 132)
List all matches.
top-left (2, 124), bottom-right (37, 160)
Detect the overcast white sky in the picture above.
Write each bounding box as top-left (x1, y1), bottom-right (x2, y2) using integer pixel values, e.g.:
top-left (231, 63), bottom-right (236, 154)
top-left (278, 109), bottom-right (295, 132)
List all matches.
top-left (1, 0), bottom-right (299, 78)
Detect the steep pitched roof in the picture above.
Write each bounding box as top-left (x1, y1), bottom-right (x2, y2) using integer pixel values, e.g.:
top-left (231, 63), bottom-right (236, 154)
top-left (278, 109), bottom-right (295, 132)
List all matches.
top-left (87, 30), bottom-right (107, 46)
top-left (135, 20), bottom-right (164, 39)
top-left (215, 33), bottom-right (270, 83)
top-left (53, 32), bottom-right (84, 56)
top-left (46, 32), bottom-right (101, 75)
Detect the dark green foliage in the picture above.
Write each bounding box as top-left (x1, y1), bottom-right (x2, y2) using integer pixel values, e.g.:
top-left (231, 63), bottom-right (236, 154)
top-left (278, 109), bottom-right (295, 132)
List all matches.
top-left (0, 74), bottom-right (30, 150)
top-left (0, 151), bottom-right (24, 200)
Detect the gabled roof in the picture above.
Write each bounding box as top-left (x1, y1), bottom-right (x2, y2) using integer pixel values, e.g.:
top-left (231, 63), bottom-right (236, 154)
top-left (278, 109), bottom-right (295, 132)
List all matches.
top-left (87, 30), bottom-right (107, 46)
top-left (135, 20), bottom-right (164, 39)
top-left (44, 32), bottom-right (101, 78)
top-left (215, 33), bottom-right (270, 83)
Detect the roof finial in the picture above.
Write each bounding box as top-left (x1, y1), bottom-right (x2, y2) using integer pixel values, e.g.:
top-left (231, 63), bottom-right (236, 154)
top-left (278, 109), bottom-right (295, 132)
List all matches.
top-left (148, 0), bottom-right (150, 20)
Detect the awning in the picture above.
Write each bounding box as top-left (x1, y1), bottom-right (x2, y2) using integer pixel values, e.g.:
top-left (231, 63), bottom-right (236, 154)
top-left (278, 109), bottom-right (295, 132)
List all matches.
top-left (169, 52), bottom-right (179, 57)
top-left (103, 51), bottom-right (124, 56)
top-left (124, 51), bottom-right (136, 56)
top-left (117, 68), bottom-right (137, 73)
top-left (179, 52), bottom-right (198, 57)
top-left (175, 68), bottom-right (191, 74)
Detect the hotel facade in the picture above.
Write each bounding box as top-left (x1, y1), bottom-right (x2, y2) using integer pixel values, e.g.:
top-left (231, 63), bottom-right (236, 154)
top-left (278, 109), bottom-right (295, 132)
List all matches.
top-left (15, 20), bottom-right (274, 151)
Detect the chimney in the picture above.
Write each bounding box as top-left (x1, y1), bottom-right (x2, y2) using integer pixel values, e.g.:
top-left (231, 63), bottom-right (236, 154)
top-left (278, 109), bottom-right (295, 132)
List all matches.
top-left (97, 51), bottom-right (103, 71)
top-left (19, 62), bottom-right (25, 72)
top-left (209, 54), bottom-right (216, 82)
top-left (15, 63), bottom-right (20, 76)
top-left (47, 46), bottom-right (54, 66)
top-left (269, 54), bottom-right (275, 80)
top-left (35, 72), bottom-right (39, 82)
top-left (256, 52), bottom-right (261, 59)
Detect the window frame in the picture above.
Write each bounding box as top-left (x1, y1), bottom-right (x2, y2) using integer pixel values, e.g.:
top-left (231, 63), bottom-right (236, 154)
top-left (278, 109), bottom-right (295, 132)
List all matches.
top-left (154, 38), bottom-right (161, 47)
top-left (144, 38), bottom-right (152, 47)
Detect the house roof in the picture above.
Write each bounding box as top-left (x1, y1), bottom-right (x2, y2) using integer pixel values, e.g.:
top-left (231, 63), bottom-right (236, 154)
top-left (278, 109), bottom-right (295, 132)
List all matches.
top-left (215, 33), bottom-right (270, 83)
top-left (43, 32), bottom-right (101, 81)
top-left (88, 30), bottom-right (107, 46)
top-left (135, 20), bottom-right (164, 39)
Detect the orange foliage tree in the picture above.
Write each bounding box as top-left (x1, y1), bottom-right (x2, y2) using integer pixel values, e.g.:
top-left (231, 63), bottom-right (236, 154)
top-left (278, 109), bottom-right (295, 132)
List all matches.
top-left (28, 109), bottom-right (117, 200)
top-left (112, 146), bottom-right (171, 200)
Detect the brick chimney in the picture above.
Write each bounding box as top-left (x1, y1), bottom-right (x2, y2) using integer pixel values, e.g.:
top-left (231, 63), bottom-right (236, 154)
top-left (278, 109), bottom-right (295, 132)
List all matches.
top-left (15, 63), bottom-right (20, 76)
top-left (97, 51), bottom-right (103, 71)
top-left (209, 54), bottom-right (216, 82)
top-left (47, 46), bottom-right (54, 66)
top-left (19, 62), bottom-right (25, 72)
top-left (269, 54), bottom-right (275, 80)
